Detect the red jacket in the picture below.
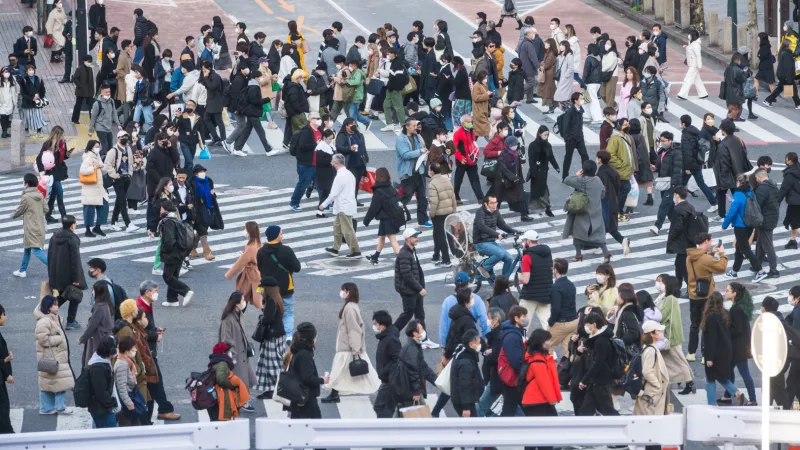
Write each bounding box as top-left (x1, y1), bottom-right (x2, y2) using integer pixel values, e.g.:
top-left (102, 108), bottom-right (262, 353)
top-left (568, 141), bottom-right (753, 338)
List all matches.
top-left (452, 126), bottom-right (479, 166)
top-left (483, 134), bottom-right (504, 159)
top-left (521, 352), bottom-right (562, 406)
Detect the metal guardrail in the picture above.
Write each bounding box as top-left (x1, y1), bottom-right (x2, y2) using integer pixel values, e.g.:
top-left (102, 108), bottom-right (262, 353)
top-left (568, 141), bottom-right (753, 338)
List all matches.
top-left (0, 417), bottom-right (251, 450)
top-left (685, 405), bottom-right (800, 447)
top-left (254, 415), bottom-right (685, 449)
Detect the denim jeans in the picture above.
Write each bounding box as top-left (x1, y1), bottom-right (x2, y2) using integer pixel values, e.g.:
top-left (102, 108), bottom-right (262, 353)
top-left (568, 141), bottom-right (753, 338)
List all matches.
top-left (290, 164), bottom-right (316, 207)
top-left (180, 142), bottom-right (194, 173)
top-left (682, 170), bottom-right (716, 204)
top-left (706, 377), bottom-right (739, 405)
top-left (133, 103), bottom-right (154, 130)
top-left (20, 247), bottom-right (48, 272)
top-left (654, 188), bottom-right (675, 229)
top-left (617, 179), bottom-right (632, 214)
top-left (477, 382), bottom-right (526, 417)
top-left (282, 294), bottom-right (295, 337)
top-left (348, 102), bottom-right (370, 125)
top-left (133, 46), bottom-right (144, 64)
top-left (47, 180), bottom-right (66, 217)
top-left (725, 360), bottom-right (758, 403)
top-left (83, 201), bottom-right (109, 229)
top-left (475, 241), bottom-right (515, 278)
top-left (40, 391), bottom-right (67, 413)
top-left (91, 412), bottom-right (118, 428)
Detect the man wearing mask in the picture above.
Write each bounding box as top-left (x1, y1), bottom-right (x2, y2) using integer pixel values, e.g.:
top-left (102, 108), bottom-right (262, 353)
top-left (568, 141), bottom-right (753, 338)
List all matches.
top-left (13, 26), bottom-right (37, 69)
top-left (289, 112), bottom-right (323, 211)
top-left (248, 32), bottom-right (267, 70)
top-left (666, 186), bottom-right (695, 290)
top-left (71, 55), bottom-right (96, 125)
top-left (104, 132), bottom-right (138, 234)
top-left (517, 230), bottom-right (553, 335)
top-left (396, 118), bottom-right (431, 226)
top-left (549, 18), bottom-right (566, 45)
top-left (561, 91), bottom-right (589, 180)
top-left (393, 228), bottom-right (437, 350)
top-left (499, 305), bottom-right (529, 416)
top-left (88, 85), bottom-right (121, 155)
top-left (176, 100), bottom-right (201, 173)
top-left (371, 310), bottom-right (401, 418)
top-left (198, 60), bottom-right (226, 147)
top-left (650, 24), bottom-right (667, 65)
top-left (649, 131), bottom-right (683, 236)
top-left (753, 168), bottom-right (781, 278)
top-left (47, 215), bottom-right (88, 330)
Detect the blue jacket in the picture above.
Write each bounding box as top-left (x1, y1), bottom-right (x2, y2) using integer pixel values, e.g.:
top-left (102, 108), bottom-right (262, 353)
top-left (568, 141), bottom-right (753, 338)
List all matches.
top-left (395, 134), bottom-right (426, 180)
top-left (439, 293), bottom-right (490, 345)
top-left (170, 68), bottom-right (185, 96)
top-left (499, 321), bottom-right (525, 372)
top-left (652, 34), bottom-right (668, 64)
top-left (722, 188), bottom-right (752, 230)
top-left (200, 48), bottom-right (214, 67)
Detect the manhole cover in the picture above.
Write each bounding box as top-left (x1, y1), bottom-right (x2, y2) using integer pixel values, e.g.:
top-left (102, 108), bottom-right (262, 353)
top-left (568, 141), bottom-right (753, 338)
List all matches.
top-left (220, 187), bottom-right (271, 195)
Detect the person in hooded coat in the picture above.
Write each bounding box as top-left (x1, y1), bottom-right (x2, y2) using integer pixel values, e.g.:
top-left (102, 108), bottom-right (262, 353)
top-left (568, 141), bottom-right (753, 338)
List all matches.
top-left (12, 174), bottom-right (49, 276)
top-left (207, 341), bottom-right (250, 421)
top-left (34, 296), bottom-right (75, 414)
top-left (562, 160), bottom-right (608, 262)
top-left (496, 136), bottom-right (532, 221)
top-left (527, 126), bottom-right (559, 216)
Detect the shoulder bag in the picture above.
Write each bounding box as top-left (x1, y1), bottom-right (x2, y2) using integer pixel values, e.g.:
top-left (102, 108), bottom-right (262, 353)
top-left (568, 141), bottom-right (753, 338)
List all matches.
top-left (271, 254), bottom-right (295, 291)
top-left (38, 332), bottom-right (60, 375)
top-left (554, 57), bottom-right (566, 83)
top-left (689, 259), bottom-right (711, 298)
top-left (565, 177), bottom-right (589, 214)
top-left (79, 168), bottom-right (99, 185)
top-left (237, 317), bottom-right (256, 358)
top-left (654, 177), bottom-right (672, 192)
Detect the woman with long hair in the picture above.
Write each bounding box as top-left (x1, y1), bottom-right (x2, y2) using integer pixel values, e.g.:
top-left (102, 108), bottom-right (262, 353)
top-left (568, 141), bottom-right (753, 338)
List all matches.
top-left (586, 263), bottom-right (618, 315)
top-left (552, 41), bottom-right (574, 112)
top-left (225, 222), bottom-right (263, 309)
top-left (20, 65), bottom-right (47, 136)
top-left (700, 292), bottom-right (744, 405)
top-left (539, 39), bottom-right (558, 111)
top-left (718, 282), bottom-right (757, 405)
top-left (653, 275), bottom-right (694, 394)
top-left (286, 322), bottom-right (328, 418)
top-left (219, 291), bottom-right (257, 413)
top-left (489, 274), bottom-right (518, 318)
top-left (322, 283), bottom-right (380, 403)
top-left (754, 32), bottom-right (775, 94)
top-left (79, 139), bottom-right (109, 237)
top-left (451, 56), bottom-right (472, 127)
top-left (565, 25), bottom-right (582, 85)
top-left (149, 176), bottom-right (175, 276)
top-left (78, 282), bottom-right (114, 366)
top-left (722, 173), bottom-right (767, 281)
top-left (286, 21), bottom-right (308, 76)
top-left (37, 125), bottom-right (70, 223)
top-left (211, 16), bottom-right (232, 71)
top-left (617, 67), bottom-right (639, 120)
top-left (363, 167), bottom-right (403, 264)
top-left (0, 66), bottom-right (18, 138)
top-left (676, 30), bottom-right (708, 99)
top-left (254, 276), bottom-right (287, 399)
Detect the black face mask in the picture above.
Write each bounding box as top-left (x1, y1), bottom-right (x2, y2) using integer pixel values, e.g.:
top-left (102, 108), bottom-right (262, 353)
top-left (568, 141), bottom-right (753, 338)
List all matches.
top-left (120, 138), bottom-right (129, 146)
top-left (185, 108), bottom-right (194, 114)
top-left (766, 167), bottom-right (772, 174)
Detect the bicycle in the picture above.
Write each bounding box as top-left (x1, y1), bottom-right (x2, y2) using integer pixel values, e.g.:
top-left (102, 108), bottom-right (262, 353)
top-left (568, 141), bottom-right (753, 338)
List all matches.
top-left (471, 232), bottom-right (523, 294)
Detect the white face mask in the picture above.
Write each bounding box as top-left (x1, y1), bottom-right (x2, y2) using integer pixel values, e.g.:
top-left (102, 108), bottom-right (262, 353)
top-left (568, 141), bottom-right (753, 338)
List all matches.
top-left (638, 49), bottom-right (645, 55)
top-left (687, 35), bottom-right (692, 40)
top-left (102, 95), bottom-right (111, 100)
top-left (373, 325), bottom-right (381, 334)
top-left (131, 350), bottom-right (137, 358)
top-left (605, 44), bottom-right (611, 51)
top-left (313, 119), bottom-right (322, 127)
top-left (723, 300), bottom-right (733, 310)
top-left (26, 32), bottom-right (33, 38)
top-left (166, 184), bottom-right (174, 193)
top-left (502, 129), bottom-right (509, 136)
top-left (239, 301), bottom-right (247, 311)
top-left (584, 325), bottom-right (593, 335)
top-left (653, 30), bottom-right (660, 36)
top-left (644, 108), bottom-right (653, 115)
top-left (196, 172), bottom-right (206, 179)
top-left (166, 130), bottom-right (174, 136)
top-left (788, 295), bottom-right (796, 305)
top-left (93, 146), bottom-right (101, 153)
top-left (339, 290), bottom-right (347, 300)
top-left (472, 38), bottom-right (480, 43)
top-left (549, 24), bottom-right (556, 30)
top-left (151, 292), bottom-right (159, 302)
top-left (596, 274), bottom-right (608, 284)
top-left (655, 281), bottom-right (665, 292)
top-left (419, 330), bottom-right (427, 341)
top-left (85, 62), bottom-right (93, 67)
top-left (2, 73), bottom-right (9, 79)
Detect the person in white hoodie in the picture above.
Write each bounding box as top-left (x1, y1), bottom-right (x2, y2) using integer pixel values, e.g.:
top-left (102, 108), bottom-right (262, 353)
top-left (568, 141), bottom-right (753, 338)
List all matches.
top-left (675, 30), bottom-right (708, 99)
top-left (320, 153), bottom-right (360, 258)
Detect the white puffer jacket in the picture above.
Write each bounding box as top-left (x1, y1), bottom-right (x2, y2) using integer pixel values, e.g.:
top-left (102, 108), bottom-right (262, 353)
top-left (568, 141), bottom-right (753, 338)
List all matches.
top-left (125, 72), bottom-right (137, 103)
top-left (0, 82), bottom-right (18, 115)
top-left (79, 148), bottom-right (109, 206)
top-left (685, 39), bottom-right (703, 69)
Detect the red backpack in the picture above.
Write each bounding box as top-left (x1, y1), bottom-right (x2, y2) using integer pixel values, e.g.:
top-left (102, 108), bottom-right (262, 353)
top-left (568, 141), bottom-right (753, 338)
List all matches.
top-left (497, 348), bottom-right (518, 387)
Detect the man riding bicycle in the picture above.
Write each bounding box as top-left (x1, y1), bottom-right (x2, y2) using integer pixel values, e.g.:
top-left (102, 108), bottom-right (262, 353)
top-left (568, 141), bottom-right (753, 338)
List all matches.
top-left (473, 194), bottom-right (520, 278)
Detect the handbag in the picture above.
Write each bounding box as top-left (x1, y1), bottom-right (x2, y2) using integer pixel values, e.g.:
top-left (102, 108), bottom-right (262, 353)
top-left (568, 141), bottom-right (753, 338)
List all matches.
top-left (581, 89), bottom-right (592, 104)
top-left (348, 355), bottom-right (369, 377)
top-left (564, 177), bottom-right (588, 214)
top-left (43, 34), bottom-right (54, 48)
top-left (654, 176), bottom-right (672, 191)
top-left (340, 78), bottom-right (357, 103)
top-left (434, 360), bottom-right (453, 395)
top-left (79, 168), bottom-right (99, 185)
top-left (366, 78), bottom-right (385, 96)
top-left (252, 312), bottom-right (268, 343)
top-left (718, 80), bottom-right (727, 100)
top-left (125, 386), bottom-right (149, 419)
top-left (61, 285), bottom-right (83, 303)
top-left (554, 57), bottom-right (566, 83)
top-left (300, 38), bottom-right (311, 54)
top-left (37, 338), bottom-right (59, 375)
top-left (199, 146), bottom-right (211, 160)
top-left (480, 157), bottom-right (498, 178)
top-left (743, 77), bottom-right (756, 99)
top-left (402, 76), bottom-right (417, 95)
top-left (689, 259), bottom-right (711, 298)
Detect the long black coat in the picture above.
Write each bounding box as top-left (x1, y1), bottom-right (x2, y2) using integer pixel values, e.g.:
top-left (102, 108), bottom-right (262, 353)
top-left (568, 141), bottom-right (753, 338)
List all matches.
top-left (779, 164), bottom-right (800, 206)
top-left (775, 48), bottom-right (795, 84)
top-left (200, 72), bottom-right (224, 114)
top-left (495, 150), bottom-right (525, 205)
top-left (506, 67), bottom-right (525, 103)
top-left (283, 81), bottom-right (309, 116)
top-left (632, 132), bottom-right (655, 183)
top-left (20, 75), bottom-right (46, 109)
top-left (394, 244), bottom-right (425, 296)
top-left (445, 304), bottom-right (478, 359)
top-left (450, 347), bottom-right (483, 408)
top-left (597, 164), bottom-right (620, 233)
top-left (47, 229), bottom-right (88, 293)
top-left (73, 65), bottom-right (95, 98)
top-left (145, 145), bottom-right (176, 198)
top-left (667, 200), bottom-right (695, 254)
top-left (729, 304), bottom-right (752, 363)
top-left (723, 63), bottom-right (748, 105)
top-left (314, 149), bottom-right (335, 192)
top-left (702, 313), bottom-right (733, 382)
top-left (714, 135), bottom-right (750, 191)
top-left (528, 137), bottom-right (559, 198)
top-left (756, 44), bottom-right (776, 84)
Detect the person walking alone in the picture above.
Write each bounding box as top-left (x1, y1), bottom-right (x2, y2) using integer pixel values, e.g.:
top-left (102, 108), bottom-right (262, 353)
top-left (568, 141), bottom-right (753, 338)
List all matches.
top-left (321, 154), bottom-right (360, 258)
top-left (11, 174), bottom-right (49, 278)
top-left (394, 228), bottom-right (438, 349)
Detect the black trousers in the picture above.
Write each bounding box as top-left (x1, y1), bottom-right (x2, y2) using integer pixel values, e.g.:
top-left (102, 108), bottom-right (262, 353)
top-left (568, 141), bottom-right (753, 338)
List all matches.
top-left (71, 96), bottom-right (93, 123)
top-left (291, 397), bottom-right (322, 418)
top-left (453, 404), bottom-right (477, 417)
top-left (400, 174), bottom-right (429, 224)
top-left (501, 384), bottom-right (522, 416)
top-left (688, 298), bottom-right (707, 354)
top-left (208, 404), bottom-right (220, 422)
top-left (62, 40), bottom-right (73, 82)
top-left (394, 293), bottom-right (425, 331)
top-left (373, 383), bottom-right (396, 418)
top-left (235, 116), bottom-right (272, 153)
top-left (569, 380), bottom-right (587, 415)
top-left (57, 294), bottom-right (82, 324)
top-left (733, 226), bottom-right (762, 272)
top-left (0, 114), bottom-right (10, 133)
top-left (453, 165), bottom-right (483, 201)
top-left (146, 357), bottom-right (175, 418)
top-left (770, 362), bottom-right (791, 410)
top-left (431, 215), bottom-right (451, 263)
top-left (0, 381), bottom-right (12, 434)
top-left (162, 262), bottom-right (190, 303)
top-left (111, 177), bottom-right (131, 226)
top-left (523, 404), bottom-right (558, 450)
top-left (349, 167), bottom-right (366, 199)
top-left (717, 188), bottom-right (735, 218)
top-left (674, 253), bottom-right (688, 289)
top-left (579, 384), bottom-right (618, 416)
top-left (204, 111), bottom-right (226, 141)
top-left (562, 138), bottom-right (588, 181)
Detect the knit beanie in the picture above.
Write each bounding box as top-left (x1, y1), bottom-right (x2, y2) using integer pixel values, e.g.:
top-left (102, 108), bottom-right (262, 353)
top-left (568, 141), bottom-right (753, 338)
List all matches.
top-left (266, 225), bottom-right (281, 242)
top-left (213, 341), bottom-right (232, 354)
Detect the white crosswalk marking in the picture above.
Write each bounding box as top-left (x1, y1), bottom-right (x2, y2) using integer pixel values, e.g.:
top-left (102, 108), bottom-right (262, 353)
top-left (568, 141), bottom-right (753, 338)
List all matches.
top-left (55, 407), bottom-right (94, 430)
top-left (262, 398), bottom-right (289, 419)
top-left (10, 408), bottom-right (23, 433)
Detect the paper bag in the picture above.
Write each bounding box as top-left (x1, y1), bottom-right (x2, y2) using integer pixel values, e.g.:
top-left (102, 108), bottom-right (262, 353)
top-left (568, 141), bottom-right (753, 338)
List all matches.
top-left (40, 281), bottom-right (52, 301)
top-left (785, 85), bottom-right (795, 98)
top-left (399, 403), bottom-right (432, 418)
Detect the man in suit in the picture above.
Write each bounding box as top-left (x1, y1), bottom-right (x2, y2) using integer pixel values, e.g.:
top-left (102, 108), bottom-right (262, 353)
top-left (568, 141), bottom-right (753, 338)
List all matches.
top-left (13, 26), bottom-right (38, 68)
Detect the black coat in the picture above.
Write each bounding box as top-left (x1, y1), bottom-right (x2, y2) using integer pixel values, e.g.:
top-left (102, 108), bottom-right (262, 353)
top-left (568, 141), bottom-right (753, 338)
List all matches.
top-left (260, 295), bottom-right (286, 339)
top-left (489, 292), bottom-right (517, 317)
top-left (561, 105), bottom-right (584, 143)
top-left (723, 63), bottom-right (748, 105)
top-left (399, 338), bottom-right (438, 397)
top-left (614, 306), bottom-right (642, 349)
top-left (292, 126), bottom-right (317, 166)
top-left (374, 325), bottom-right (401, 383)
top-left (283, 81), bottom-right (309, 116)
top-left (681, 125), bottom-right (703, 171)
top-left (528, 137), bottom-right (559, 198)
top-left (700, 124), bottom-right (719, 167)
top-left (256, 243), bottom-right (301, 297)
top-left (306, 71), bottom-right (329, 97)
top-left (142, 43), bottom-right (156, 81)
top-left (47, 229), bottom-right (87, 293)
top-left (20, 75), bottom-right (46, 109)
top-left (211, 25), bottom-right (229, 55)
top-left (597, 164), bottom-right (621, 233)
top-left (73, 65), bottom-right (95, 98)
top-left (776, 49), bottom-right (795, 84)
top-left (37, 143), bottom-right (69, 182)
top-left (386, 58), bottom-right (408, 92)
top-left (266, 47), bottom-right (280, 75)
top-left (581, 326), bottom-right (615, 385)
top-left (623, 46), bottom-right (639, 71)
top-left (729, 304), bottom-right (752, 363)
top-left (86, 360), bottom-right (116, 415)
top-left (177, 114), bottom-right (201, 148)
top-left (394, 244), bottom-right (425, 296)
top-left (779, 164), bottom-right (800, 206)
top-left (473, 205), bottom-right (515, 244)
top-left (702, 313), bottom-right (733, 382)
top-left (483, 326), bottom-right (503, 391)
top-left (632, 133), bottom-right (655, 183)
top-left (132, 77), bottom-right (152, 106)
top-left (227, 73), bottom-right (247, 112)
top-left (289, 344), bottom-right (324, 399)
top-left (88, 4), bottom-right (106, 31)
top-left (13, 36), bottom-right (38, 68)
top-left (314, 149), bottom-right (335, 192)
top-left (445, 304), bottom-right (478, 359)
top-left (133, 16), bottom-right (150, 47)
top-left (453, 67), bottom-right (471, 100)
top-left (656, 144), bottom-right (683, 189)
top-left (241, 83), bottom-right (267, 118)
top-left (582, 56), bottom-right (602, 84)
top-left (667, 201), bottom-right (695, 254)
top-left (518, 244), bottom-right (553, 303)
top-left (449, 347), bottom-right (483, 408)
top-left (756, 43), bottom-right (776, 84)
top-left (0, 329), bottom-right (12, 391)
top-left (506, 67), bottom-right (525, 103)
top-left (145, 145), bottom-right (175, 198)
top-left (335, 131), bottom-right (368, 170)
top-left (363, 182), bottom-right (399, 225)
top-left (755, 179), bottom-right (780, 230)
top-left (495, 150), bottom-right (525, 205)
top-left (159, 216), bottom-right (186, 265)
top-left (200, 72), bottom-right (224, 114)
top-left (714, 135), bottom-right (750, 190)
top-left (548, 276), bottom-right (577, 326)
top-left (435, 64), bottom-right (454, 101)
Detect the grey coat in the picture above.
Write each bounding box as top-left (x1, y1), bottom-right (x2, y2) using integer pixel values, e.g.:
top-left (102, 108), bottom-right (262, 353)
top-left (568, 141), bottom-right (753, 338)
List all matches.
top-left (79, 302), bottom-right (114, 366)
top-left (562, 175), bottom-right (606, 245)
top-left (554, 54), bottom-right (575, 102)
top-left (219, 311), bottom-right (257, 388)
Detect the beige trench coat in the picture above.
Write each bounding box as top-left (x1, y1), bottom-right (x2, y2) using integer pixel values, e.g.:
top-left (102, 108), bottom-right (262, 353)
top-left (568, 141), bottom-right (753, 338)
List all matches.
top-left (633, 344), bottom-right (670, 416)
top-left (11, 186), bottom-right (48, 249)
top-left (34, 306), bottom-right (75, 393)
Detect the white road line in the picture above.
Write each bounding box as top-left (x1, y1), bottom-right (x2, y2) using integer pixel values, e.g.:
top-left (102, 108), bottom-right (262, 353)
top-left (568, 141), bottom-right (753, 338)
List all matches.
top-left (692, 98), bottom-right (785, 142)
top-left (10, 408), bottom-right (23, 433)
top-left (263, 399), bottom-right (289, 419)
top-left (750, 102), bottom-right (800, 139)
top-left (56, 407), bottom-right (94, 430)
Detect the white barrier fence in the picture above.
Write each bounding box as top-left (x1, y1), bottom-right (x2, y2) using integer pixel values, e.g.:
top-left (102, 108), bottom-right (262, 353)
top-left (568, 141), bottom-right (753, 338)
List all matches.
top-left (685, 405), bottom-right (800, 448)
top-left (0, 417), bottom-right (250, 450)
top-left (254, 415), bottom-right (685, 449)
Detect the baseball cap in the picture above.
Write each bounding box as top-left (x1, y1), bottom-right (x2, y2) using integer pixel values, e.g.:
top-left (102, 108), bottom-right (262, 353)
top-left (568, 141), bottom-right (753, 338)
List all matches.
top-left (641, 321), bottom-right (666, 334)
top-left (521, 230), bottom-right (539, 241)
top-left (403, 228), bottom-right (421, 239)
top-left (454, 272), bottom-right (470, 286)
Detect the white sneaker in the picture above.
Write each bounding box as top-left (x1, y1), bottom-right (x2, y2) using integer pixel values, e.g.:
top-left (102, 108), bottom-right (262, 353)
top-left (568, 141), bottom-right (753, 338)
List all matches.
top-left (182, 290), bottom-right (195, 307)
top-left (126, 223), bottom-right (140, 233)
top-left (12, 270), bottom-right (26, 278)
top-left (221, 141), bottom-right (232, 154)
top-left (393, 124), bottom-right (402, 132)
top-left (707, 205), bottom-right (719, 213)
top-left (622, 237), bottom-right (631, 256)
top-left (380, 124), bottom-right (395, 132)
top-left (420, 338), bottom-right (440, 350)
top-left (649, 226), bottom-right (659, 235)
top-left (161, 301), bottom-right (179, 307)
top-left (179, 268), bottom-right (189, 276)
top-left (152, 268), bottom-right (163, 276)
top-left (231, 149), bottom-right (247, 157)
top-left (108, 224), bottom-right (123, 232)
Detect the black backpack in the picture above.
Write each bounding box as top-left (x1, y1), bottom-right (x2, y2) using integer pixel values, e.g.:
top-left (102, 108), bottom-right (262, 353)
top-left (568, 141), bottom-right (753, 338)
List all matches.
top-left (170, 218), bottom-right (196, 254)
top-left (221, 78), bottom-right (232, 108)
top-left (742, 191), bottom-right (764, 228)
top-left (73, 368), bottom-right (93, 408)
top-left (554, 113), bottom-right (566, 136)
top-left (386, 189), bottom-right (407, 231)
top-left (96, 279), bottom-right (129, 321)
top-left (275, 356), bottom-right (310, 406)
top-left (609, 338), bottom-right (630, 380)
top-left (390, 347), bottom-right (414, 401)
top-left (684, 210), bottom-right (709, 246)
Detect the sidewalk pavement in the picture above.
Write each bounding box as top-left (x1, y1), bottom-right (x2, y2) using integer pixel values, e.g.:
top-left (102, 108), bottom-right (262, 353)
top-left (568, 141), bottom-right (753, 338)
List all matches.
top-left (436, 0), bottom-right (722, 84)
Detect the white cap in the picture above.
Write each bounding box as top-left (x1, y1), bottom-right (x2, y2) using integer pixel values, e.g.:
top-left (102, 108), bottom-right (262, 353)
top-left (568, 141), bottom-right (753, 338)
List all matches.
top-left (521, 229), bottom-right (539, 241)
top-left (403, 228), bottom-right (421, 239)
top-left (641, 320), bottom-right (666, 334)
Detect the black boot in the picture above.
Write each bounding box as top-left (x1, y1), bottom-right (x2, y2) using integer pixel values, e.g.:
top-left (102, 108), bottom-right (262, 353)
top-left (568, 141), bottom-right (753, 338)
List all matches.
top-left (45, 214), bottom-right (58, 224)
top-left (92, 225), bottom-right (106, 237)
top-left (544, 207), bottom-right (554, 217)
top-left (516, 18), bottom-right (524, 29)
top-left (678, 381), bottom-right (696, 395)
top-left (321, 389), bottom-right (340, 403)
top-left (644, 193), bottom-right (654, 206)
top-left (256, 390), bottom-right (273, 400)
top-left (496, 18), bottom-right (504, 28)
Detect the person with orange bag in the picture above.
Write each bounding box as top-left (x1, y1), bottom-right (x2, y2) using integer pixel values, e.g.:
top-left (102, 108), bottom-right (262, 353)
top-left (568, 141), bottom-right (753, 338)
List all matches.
top-left (207, 341), bottom-right (251, 421)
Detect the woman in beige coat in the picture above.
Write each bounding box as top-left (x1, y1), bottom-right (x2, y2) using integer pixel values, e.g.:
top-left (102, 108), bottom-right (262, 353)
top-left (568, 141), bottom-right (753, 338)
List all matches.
top-left (35, 295), bottom-right (75, 415)
top-left (224, 221), bottom-right (263, 309)
top-left (633, 321), bottom-right (670, 416)
top-left (219, 291), bottom-right (257, 413)
top-left (428, 162), bottom-right (456, 266)
top-left (12, 174), bottom-right (48, 277)
top-left (322, 283), bottom-right (380, 403)
top-left (471, 71), bottom-right (492, 139)
top-left (79, 140), bottom-right (109, 238)
top-left (257, 59), bottom-right (278, 129)
top-left (45, 0), bottom-right (67, 61)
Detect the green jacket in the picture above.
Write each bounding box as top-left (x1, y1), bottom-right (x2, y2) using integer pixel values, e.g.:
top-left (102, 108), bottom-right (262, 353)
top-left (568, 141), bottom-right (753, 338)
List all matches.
top-left (606, 131), bottom-right (634, 181)
top-left (346, 69), bottom-right (366, 103)
top-left (658, 295), bottom-right (684, 346)
top-left (214, 361), bottom-right (235, 419)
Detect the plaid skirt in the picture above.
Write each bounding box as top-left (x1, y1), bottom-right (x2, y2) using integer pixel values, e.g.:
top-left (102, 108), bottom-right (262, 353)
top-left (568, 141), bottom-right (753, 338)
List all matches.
top-left (255, 335), bottom-right (288, 392)
top-left (451, 100), bottom-right (472, 127)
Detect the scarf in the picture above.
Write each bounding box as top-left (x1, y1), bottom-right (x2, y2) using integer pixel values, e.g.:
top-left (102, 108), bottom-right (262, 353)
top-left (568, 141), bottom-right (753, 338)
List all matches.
top-left (194, 176), bottom-right (214, 207)
top-left (118, 353), bottom-right (138, 378)
top-left (208, 353), bottom-right (234, 371)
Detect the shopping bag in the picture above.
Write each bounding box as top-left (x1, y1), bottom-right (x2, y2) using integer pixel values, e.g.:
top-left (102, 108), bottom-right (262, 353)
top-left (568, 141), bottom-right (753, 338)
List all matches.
top-left (686, 174), bottom-right (699, 193)
top-left (625, 177), bottom-right (639, 208)
top-left (199, 146), bottom-right (211, 160)
top-left (169, 103), bottom-right (185, 120)
top-left (399, 402), bottom-right (432, 418)
top-left (43, 34), bottom-right (54, 48)
top-left (785, 84), bottom-right (795, 98)
top-left (40, 281), bottom-right (52, 301)
top-left (434, 360), bottom-right (453, 395)
top-left (702, 168), bottom-right (716, 188)
top-left (359, 169), bottom-right (376, 193)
